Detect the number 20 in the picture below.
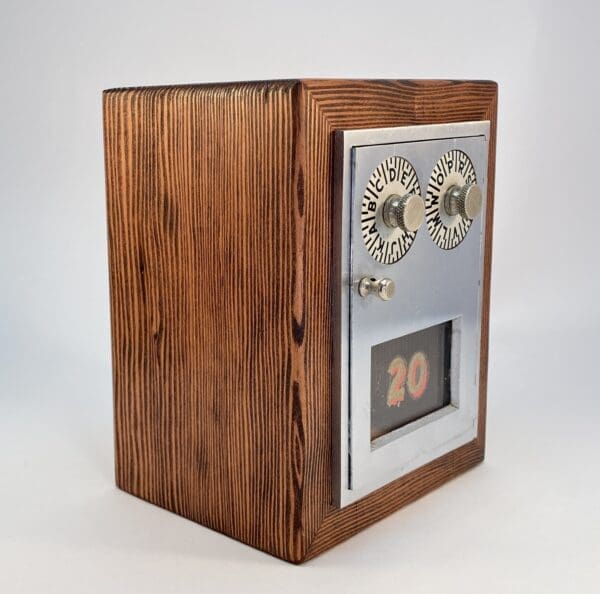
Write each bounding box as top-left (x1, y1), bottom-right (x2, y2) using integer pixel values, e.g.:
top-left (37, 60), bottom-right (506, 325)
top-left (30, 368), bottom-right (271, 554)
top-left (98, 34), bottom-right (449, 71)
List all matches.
top-left (386, 352), bottom-right (429, 407)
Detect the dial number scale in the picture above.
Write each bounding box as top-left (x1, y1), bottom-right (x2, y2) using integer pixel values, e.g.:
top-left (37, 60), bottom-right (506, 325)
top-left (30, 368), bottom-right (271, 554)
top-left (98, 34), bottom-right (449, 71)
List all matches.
top-left (361, 157), bottom-right (422, 264)
top-left (426, 149), bottom-right (478, 250)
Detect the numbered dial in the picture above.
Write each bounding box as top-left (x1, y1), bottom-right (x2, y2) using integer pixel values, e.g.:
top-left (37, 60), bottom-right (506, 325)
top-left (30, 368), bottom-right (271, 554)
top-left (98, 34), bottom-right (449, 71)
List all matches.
top-left (361, 157), bottom-right (422, 264)
top-left (426, 150), bottom-right (479, 250)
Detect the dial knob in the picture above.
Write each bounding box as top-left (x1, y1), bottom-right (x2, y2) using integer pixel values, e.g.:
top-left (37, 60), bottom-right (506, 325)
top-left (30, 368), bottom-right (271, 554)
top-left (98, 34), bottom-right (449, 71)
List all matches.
top-left (358, 277), bottom-right (395, 301)
top-left (444, 183), bottom-right (483, 220)
top-left (383, 193), bottom-right (426, 232)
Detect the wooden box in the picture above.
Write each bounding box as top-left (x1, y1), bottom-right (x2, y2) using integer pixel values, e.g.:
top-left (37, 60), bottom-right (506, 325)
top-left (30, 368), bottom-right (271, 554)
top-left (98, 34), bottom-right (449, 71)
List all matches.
top-left (103, 79), bottom-right (497, 563)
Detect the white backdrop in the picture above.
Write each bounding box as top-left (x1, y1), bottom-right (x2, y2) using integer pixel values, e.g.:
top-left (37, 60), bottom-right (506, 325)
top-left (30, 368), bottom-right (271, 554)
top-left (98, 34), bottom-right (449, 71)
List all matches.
top-left (1, 1), bottom-right (598, 592)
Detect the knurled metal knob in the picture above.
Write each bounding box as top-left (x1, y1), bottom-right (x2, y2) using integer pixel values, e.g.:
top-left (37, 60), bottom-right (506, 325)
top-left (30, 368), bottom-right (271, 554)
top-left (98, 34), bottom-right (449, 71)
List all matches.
top-left (382, 193), bottom-right (425, 232)
top-left (444, 183), bottom-right (483, 220)
top-left (358, 277), bottom-right (395, 301)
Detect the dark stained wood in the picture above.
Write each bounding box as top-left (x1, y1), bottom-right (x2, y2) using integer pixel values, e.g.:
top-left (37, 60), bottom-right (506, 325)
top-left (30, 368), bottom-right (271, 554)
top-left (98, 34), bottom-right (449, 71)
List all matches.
top-left (300, 79), bottom-right (497, 561)
top-left (103, 79), bottom-right (497, 563)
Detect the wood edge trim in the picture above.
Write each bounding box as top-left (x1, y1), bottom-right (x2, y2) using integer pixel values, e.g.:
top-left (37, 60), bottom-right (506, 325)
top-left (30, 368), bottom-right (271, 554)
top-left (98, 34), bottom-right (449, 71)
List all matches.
top-left (102, 91), bottom-right (122, 490)
top-left (298, 81), bottom-right (497, 561)
top-left (475, 88), bottom-right (498, 450)
top-left (302, 439), bottom-right (485, 563)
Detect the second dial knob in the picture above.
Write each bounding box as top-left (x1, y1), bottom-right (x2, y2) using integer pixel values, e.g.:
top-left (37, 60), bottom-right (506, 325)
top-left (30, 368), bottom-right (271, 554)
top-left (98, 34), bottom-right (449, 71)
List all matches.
top-left (382, 193), bottom-right (426, 232)
top-left (444, 183), bottom-right (483, 220)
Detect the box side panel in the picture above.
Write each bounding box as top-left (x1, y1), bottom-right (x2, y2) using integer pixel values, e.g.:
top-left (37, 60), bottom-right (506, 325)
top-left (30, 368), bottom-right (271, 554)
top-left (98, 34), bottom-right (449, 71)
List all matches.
top-left (103, 81), bottom-right (305, 561)
top-left (299, 79), bottom-right (497, 560)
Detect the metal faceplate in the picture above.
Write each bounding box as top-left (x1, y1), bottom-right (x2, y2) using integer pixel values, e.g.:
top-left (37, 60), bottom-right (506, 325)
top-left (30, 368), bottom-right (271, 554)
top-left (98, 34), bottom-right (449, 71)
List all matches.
top-left (334, 122), bottom-right (490, 507)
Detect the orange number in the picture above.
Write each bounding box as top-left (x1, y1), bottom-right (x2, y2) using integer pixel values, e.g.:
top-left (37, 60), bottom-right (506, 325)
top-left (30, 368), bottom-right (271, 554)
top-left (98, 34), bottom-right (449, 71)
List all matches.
top-left (386, 356), bottom-right (407, 407)
top-left (386, 351), bottom-right (430, 406)
top-left (407, 352), bottom-right (429, 399)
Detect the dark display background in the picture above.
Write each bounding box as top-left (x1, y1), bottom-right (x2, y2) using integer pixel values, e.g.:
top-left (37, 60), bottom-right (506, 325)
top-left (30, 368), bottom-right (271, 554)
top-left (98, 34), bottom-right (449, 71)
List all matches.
top-left (371, 321), bottom-right (452, 441)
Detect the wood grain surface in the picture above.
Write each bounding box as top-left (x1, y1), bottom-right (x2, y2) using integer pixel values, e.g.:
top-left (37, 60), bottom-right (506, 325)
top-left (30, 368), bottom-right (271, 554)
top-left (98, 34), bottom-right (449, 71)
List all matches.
top-left (103, 79), bottom-right (497, 563)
